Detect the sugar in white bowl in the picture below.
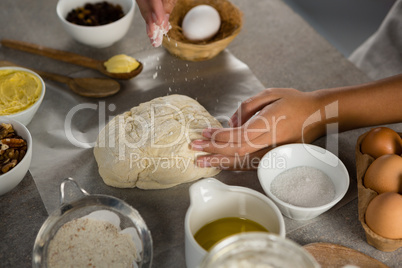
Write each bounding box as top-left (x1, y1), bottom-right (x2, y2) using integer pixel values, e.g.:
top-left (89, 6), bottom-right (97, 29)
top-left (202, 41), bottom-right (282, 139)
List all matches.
top-left (257, 144), bottom-right (350, 221)
top-left (270, 166), bottom-right (335, 207)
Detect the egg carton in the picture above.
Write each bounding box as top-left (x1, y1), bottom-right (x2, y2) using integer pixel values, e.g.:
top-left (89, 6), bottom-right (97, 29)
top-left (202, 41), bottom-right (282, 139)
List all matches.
top-left (355, 131), bottom-right (402, 252)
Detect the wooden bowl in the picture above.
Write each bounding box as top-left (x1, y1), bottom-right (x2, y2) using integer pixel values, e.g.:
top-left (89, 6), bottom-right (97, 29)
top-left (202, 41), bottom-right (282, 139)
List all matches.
top-left (163, 0), bottom-right (243, 61)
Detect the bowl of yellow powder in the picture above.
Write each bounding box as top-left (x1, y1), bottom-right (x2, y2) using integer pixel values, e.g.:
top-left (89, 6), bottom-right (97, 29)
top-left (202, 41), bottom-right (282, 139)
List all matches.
top-left (0, 67), bottom-right (45, 126)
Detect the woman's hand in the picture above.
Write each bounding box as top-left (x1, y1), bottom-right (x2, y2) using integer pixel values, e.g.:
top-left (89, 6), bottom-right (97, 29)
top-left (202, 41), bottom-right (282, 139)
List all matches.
top-left (191, 88), bottom-right (327, 170)
top-left (136, 0), bottom-right (177, 46)
top-left (191, 73), bottom-right (402, 170)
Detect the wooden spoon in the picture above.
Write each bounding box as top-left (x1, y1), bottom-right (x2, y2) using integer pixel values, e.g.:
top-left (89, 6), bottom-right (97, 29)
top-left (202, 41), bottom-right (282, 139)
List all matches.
top-left (303, 242), bottom-right (390, 268)
top-left (0, 61), bottom-right (120, 98)
top-left (1, 39), bottom-right (143, 80)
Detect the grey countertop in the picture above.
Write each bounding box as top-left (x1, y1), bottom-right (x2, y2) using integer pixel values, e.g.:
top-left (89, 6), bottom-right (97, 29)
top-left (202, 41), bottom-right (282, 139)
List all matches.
top-left (0, 0), bottom-right (401, 267)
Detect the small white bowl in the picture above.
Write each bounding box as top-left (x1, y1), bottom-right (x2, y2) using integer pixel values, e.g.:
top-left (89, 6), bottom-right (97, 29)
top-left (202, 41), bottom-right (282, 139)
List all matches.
top-left (56, 0), bottom-right (135, 48)
top-left (0, 67), bottom-right (45, 126)
top-left (257, 144), bottom-right (349, 221)
top-left (0, 118), bottom-right (32, 196)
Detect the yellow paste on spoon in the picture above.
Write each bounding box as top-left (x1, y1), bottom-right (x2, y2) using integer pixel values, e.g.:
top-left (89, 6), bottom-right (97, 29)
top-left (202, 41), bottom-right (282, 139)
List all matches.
top-left (104, 54), bottom-right (140, 73)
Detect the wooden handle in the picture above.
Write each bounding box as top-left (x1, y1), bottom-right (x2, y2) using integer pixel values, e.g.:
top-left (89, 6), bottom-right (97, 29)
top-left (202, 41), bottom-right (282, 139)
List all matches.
top-left (303, 243), bottom-right (390, 268)
top-left (1, 39), bottom-right (100, 70)
top-left (0, 60), bottom-right (71, 84)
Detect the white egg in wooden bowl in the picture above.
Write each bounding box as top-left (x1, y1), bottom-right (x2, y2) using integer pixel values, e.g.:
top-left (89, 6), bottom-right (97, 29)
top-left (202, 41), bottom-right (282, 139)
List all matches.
top-left (163, 0), bottom-right (243, 61)
top-left (182, 5), bottom-right (221, 42)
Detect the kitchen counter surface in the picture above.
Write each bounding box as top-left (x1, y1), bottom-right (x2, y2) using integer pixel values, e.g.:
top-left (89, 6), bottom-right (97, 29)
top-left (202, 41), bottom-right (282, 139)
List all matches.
top-left (1, 0), bottom-right (400, 267)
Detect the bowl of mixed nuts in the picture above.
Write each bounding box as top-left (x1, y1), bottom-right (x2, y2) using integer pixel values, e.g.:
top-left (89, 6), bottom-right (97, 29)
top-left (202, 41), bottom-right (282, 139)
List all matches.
top-left (0, 118), bottom-right (32, 195)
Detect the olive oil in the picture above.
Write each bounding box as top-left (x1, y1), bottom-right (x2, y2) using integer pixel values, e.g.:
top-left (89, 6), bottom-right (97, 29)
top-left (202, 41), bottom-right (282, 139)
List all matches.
top-left (194, 217), bottom-right (269, 251)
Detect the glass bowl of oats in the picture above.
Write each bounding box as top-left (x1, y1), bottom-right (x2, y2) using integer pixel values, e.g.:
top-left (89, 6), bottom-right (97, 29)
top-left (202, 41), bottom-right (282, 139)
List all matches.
top-left (33, 178), bottom-right (153, 268)
top-left (0, 118), bottom-right (32, 196)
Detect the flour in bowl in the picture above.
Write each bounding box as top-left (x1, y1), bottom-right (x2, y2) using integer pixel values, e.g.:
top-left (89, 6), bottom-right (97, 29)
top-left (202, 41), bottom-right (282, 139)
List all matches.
top-left (47, 217), bottom-right (137, 268)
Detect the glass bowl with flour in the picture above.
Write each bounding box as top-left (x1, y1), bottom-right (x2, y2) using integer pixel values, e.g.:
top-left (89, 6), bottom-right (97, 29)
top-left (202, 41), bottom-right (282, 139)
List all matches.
top-left (257, 144), bottom-right (350, 221)
top-left (33, 178), bottom-right (152, 268)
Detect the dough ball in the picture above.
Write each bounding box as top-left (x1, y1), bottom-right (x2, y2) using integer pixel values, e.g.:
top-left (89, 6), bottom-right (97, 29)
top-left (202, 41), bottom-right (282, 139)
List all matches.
top-left (94, 95), bottom-right (222, 189)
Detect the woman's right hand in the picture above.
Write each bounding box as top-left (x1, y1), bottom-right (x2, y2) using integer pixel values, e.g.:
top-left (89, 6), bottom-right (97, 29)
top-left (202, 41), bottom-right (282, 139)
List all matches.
top-left (191, 73), bottom-right (402, 170)
top-left (136, 0), bottom-right (177, 47)
top-left (191, 88), bottom-right (327, 170)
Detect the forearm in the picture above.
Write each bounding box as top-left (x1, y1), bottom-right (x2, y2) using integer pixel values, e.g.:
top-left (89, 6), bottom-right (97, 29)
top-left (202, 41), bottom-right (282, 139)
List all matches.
top-left (313, 73), bottom-right (402, 132)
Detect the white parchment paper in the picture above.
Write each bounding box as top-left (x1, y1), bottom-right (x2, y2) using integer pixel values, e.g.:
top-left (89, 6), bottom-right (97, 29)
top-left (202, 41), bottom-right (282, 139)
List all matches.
top-left (28, 49), bottom-right (267, 212)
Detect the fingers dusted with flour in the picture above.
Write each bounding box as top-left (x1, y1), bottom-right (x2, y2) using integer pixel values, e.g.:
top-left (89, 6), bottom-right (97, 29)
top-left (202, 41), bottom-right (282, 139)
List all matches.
top-left (136, 0), bottom-right (177, 47)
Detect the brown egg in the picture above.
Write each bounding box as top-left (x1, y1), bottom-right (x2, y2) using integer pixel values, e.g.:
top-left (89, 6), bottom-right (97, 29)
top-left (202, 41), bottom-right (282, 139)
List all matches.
top-left (361, 127), bottom-right (402, 159)
top-left (365, 192), bottom-right (402, 239)
top-left (364, 154), bottom-right (402, 194)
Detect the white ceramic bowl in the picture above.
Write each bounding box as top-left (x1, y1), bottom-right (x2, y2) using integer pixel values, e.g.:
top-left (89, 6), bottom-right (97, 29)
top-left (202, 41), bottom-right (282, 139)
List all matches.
top-left (257, 144), bottom-right (350, 221)
top-left (185, 178), bottom-right (285, 268)
top-left (0, 67), bottom-right (45, 126)
top-left (56, 0), bottom-right (135, 48)
top-left (0, 118), bottom-right (32, 196)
